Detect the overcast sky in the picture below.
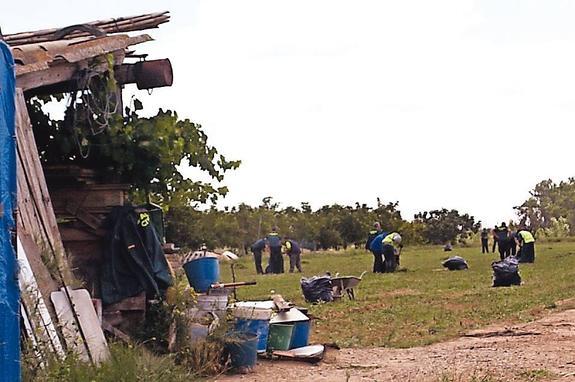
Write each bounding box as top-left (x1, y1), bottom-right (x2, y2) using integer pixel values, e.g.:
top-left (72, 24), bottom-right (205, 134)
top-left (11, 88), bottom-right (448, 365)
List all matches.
top-left (3, 1), bottom-right (575, 226)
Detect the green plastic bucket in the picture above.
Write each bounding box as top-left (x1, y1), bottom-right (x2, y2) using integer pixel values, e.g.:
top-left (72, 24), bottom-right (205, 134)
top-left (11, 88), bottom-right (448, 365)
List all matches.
top-left (267, 324), bottom-right (294, 351)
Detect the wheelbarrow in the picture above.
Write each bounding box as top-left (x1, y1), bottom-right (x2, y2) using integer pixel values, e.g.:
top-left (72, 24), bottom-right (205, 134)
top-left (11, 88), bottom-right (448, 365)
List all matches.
top-left (331, 271), bottom-right (367, 300)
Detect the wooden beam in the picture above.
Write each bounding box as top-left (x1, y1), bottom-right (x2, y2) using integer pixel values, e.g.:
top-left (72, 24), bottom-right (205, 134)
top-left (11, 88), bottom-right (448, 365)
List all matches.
top-left (25, 58), bottom-right (172, 96)
top-left (17, 50), bottom-right (126, 92)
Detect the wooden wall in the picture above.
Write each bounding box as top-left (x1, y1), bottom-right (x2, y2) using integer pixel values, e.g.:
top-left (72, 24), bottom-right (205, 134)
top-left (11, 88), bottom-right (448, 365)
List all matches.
top-left (14, 88), bottom-right (67, 324)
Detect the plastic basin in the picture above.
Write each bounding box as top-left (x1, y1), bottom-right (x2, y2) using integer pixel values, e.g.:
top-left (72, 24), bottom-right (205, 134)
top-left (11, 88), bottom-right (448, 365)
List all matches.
top-left (226, 332), bottom-right (259, 369)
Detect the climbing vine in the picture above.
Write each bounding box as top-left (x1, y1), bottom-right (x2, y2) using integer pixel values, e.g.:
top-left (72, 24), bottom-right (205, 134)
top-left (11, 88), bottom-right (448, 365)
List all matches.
top-left (27, 71), bottom-right (240, 207)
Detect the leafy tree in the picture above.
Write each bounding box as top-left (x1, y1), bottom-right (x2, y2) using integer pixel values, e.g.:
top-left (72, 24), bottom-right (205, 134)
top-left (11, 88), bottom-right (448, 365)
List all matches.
top-left (318, 227), bottom-right (342, 250)
top-left (336, 211), bottom-right (364, 249)
top-left (414, 208), bottom-right (481, 245)
top-left (516, 178), bottom-right (575, 234)
top-left (28, 95), bottom-right (240, 206)
top-left (538, 217), bottom-right (570, 240)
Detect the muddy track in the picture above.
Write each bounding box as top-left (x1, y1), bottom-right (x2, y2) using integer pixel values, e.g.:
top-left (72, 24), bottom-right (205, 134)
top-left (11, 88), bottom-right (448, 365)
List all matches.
top-left (218, 307), bottom-right (575, 382)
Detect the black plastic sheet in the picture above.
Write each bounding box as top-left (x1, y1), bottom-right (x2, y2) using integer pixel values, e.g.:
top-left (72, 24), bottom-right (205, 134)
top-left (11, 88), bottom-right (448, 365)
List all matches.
top-left (300, 275), bottom-right (333, 303)
top-left (492, 256), bottom-right (521, 287)
top-left (442, 256), bottom-right (468, 270)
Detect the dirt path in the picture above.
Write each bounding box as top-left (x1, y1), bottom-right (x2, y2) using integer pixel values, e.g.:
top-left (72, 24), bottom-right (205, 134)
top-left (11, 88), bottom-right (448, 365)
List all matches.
top-left (217, 308), bottom-right (575, 382)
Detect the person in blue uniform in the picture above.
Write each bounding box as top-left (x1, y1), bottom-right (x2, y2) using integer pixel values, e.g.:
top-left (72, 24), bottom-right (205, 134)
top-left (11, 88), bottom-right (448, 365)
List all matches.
top-left (265, 227), bottom-right (284, 274)
top-left (250, 238), bottom-right (266, 274)
top-left (284, 238), bottom-right (303, 273)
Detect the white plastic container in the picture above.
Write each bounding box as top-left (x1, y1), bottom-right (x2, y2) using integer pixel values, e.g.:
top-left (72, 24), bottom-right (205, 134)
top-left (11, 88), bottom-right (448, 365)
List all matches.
top-left (197, 294), bottom-right (228, 318)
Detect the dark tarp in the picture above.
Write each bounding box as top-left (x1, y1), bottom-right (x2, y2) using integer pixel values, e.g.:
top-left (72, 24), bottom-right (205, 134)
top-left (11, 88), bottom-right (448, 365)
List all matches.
top-left (0, 41), bottom-right (19, 381)
top-left (301, 275), bottom-right (333, 303)
top-left (100, 205), bottom-right (173, 305)
top-left (442, 256), bottom-right (469, 270)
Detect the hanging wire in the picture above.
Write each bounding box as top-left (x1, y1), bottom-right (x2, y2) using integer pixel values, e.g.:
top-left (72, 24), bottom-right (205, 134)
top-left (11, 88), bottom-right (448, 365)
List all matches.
top-left (67, 68), bottom-right (120, 159)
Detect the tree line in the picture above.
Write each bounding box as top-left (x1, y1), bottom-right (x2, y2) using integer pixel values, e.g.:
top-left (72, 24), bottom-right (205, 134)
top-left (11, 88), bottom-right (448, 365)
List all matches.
top-left (165, 197), bottom-right (481, 254)
top-left (516, 178), bottom-right (575, 238)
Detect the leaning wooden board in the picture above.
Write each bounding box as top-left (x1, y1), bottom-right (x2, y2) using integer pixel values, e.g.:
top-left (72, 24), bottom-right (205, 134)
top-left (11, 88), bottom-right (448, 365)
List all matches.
top-left (17, 236), bottom-right (64, 359)
top-left (51, 287), bottom-right (110, 364)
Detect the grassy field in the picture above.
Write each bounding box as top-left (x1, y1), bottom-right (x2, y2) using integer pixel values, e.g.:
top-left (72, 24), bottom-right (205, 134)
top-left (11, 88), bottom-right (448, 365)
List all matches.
top-left (220, 241), bottom-right (575, 348)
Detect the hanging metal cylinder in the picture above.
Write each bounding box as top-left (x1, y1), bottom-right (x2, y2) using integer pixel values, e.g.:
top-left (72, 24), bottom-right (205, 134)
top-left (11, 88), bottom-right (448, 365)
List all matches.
top-left (134, 59), bottom-right (173, 90)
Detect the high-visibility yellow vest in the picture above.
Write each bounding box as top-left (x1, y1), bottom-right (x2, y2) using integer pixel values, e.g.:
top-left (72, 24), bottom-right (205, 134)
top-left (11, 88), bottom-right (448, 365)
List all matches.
top-left (383, 232), bottom-right (399, 245)
top-left (518, 230), bottom-right (535, 244)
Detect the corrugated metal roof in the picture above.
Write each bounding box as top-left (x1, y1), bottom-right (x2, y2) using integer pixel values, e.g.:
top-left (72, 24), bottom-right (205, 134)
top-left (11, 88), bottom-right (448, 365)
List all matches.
top-left (12, 34), bottom-right (152, 77)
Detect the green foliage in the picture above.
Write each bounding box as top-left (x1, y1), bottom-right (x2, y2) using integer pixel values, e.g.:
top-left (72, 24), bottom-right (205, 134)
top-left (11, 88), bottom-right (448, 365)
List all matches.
top-left (135, 278), bottom-right (197, 354)
top-left (165, 197), bottom-right (411, 253)
top-left (27, 94), bottom-right (240, 206)
top-left (537, 217), bottom-right (570, 240)
top-left (517, 369), bottom-right (555, 382)
top-left (175, 339), bottom-right (228, 377)
top-left (414, 208), bottom-right (481, 244)
top-left (516, 178), bottom-right (575, 234)
top-left (25, 343), bottom-right (193, 382)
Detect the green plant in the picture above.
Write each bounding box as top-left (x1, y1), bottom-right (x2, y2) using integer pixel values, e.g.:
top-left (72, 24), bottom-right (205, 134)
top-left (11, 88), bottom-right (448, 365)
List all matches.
top-left (175, 338), bottom-right (228, 377)
top-left (25, 343), bottom-right (193, 382)
top-left (518, 369), bottom-right (555, 381)
top-left (27, 87), bottom-right (240, 207)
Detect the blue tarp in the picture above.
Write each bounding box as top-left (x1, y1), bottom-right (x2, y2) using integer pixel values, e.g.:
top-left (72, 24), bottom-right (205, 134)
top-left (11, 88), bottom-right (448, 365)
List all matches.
top-left (0, 41), bottom-right (19, 381)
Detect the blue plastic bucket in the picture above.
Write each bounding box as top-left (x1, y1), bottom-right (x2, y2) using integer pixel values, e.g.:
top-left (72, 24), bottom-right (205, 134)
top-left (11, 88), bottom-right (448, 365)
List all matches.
top-left (290, 320), bottom-right (311, 349)
top-left (183, 257), bottom-right (220, 293)
top-left (226, 332), bottom-right (259, 369)
top-left (235, 318), bottom-right (270, 353)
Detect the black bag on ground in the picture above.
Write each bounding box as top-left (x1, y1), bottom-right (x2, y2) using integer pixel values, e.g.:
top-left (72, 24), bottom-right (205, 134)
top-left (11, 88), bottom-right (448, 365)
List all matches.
top-left (300, 275), bottom-right (333, 303)
top-left (492, 256), bottom-right (521, 287)
top-left (442, 256), bottom-right (468, 270)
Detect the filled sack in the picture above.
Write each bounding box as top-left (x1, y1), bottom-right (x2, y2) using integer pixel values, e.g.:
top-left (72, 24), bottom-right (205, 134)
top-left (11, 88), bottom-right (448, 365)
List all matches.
top-left (492, 256), bottom-right (521, 287)
top-left (301, 275), bottom-right (333, 303)
top-left (442, 256), bottom-right (468, 270)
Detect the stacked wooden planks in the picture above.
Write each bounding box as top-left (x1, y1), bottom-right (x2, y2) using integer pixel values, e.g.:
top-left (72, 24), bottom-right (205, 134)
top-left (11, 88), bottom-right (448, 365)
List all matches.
top-left (3, 11), bottom-right (169, 46)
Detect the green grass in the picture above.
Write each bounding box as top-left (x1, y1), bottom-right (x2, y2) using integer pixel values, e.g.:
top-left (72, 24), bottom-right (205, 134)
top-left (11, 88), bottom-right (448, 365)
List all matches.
top-left (517, 369), bottom-right (556, 381)
top-left (25, 343), bottom-right (195, 382)
top-left (221, 242), bottom-right (575, 348)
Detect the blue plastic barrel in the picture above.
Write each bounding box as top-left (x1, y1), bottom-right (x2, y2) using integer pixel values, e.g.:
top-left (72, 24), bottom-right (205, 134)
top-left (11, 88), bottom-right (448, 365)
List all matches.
top-left (235, 318), bottom-right (270, 353)
top-left (290, 320), bottom-right (311, 349)
top-left (183, 257), bottom-right (220, 293)
top-left (226, 332), bottom-right (259, 369)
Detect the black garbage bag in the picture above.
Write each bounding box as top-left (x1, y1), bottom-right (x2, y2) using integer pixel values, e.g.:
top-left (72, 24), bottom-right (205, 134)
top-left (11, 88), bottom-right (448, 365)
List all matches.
top-left (442, 256), bottom-right (468, 271)
top-left (300, 275), bottom-right (333, 303)
top-left (492, 256), bottom-right (521, 287)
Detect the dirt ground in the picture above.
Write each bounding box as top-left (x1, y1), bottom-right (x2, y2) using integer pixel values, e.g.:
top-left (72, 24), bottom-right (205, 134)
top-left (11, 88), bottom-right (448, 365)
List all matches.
top-left (217, 307), bottom-right (575, 382)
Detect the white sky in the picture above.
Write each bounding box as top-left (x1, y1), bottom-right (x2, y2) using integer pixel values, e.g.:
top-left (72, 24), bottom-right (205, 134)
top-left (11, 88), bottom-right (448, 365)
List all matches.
top-left (3, 1), bottom-right (575, 227)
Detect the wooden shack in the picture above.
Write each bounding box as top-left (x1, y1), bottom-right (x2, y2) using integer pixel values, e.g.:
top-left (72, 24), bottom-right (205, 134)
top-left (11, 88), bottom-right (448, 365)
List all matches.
top-left (5, 11), bottom-right (174, 338)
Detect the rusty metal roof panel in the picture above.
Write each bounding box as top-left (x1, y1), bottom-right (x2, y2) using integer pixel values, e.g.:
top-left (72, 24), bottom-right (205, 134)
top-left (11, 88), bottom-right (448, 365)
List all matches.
top-left (13, 34), bottom-right (153, 77)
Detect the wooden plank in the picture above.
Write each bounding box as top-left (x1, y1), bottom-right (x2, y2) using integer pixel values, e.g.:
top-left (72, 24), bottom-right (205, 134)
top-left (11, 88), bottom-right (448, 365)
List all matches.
top-left (4, 12), bottom-right (169, 45)
top-left (17, 236), bottom-right (65, 359)
top-left (51, 288), bottom-right (110, 364)
top-left (16, 164), bottom-right (43, 240)
top-left (101, 320), bottom-right (132, 344)
top-left (50, 185), bottom-right (128, 211)
top-left (15, 89), bottom-right (66, 261)
top-left (17, 63), bottom-right (78, 92)
top-left (60, 227), bottom-right (104, 242)
top-left (64, 205), bottom-right (103, 231)
top-left (103, 293), bottom-right (146, 312)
